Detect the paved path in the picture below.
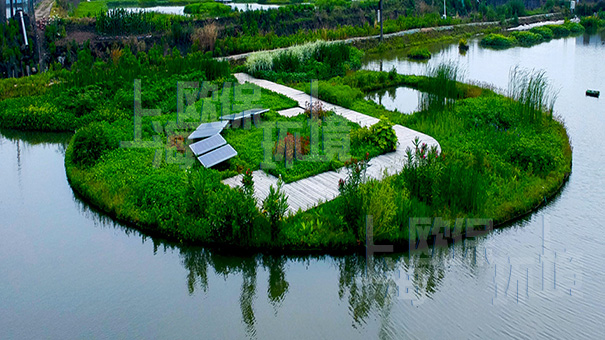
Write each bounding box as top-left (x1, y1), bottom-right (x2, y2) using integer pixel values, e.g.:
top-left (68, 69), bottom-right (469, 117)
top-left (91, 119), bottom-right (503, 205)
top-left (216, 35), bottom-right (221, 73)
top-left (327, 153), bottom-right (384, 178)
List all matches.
top-left (218, 13), bottom-right (560, 62)
top-left (222, 73), bottom-right (440, 214)
top-left (35, 0), bottom-right (54, 20)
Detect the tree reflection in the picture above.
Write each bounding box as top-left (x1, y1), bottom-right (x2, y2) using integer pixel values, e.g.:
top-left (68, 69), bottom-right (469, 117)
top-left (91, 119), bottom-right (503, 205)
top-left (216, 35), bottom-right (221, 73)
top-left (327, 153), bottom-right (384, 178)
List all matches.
top-left (261, 255), bottom-right (289, 309)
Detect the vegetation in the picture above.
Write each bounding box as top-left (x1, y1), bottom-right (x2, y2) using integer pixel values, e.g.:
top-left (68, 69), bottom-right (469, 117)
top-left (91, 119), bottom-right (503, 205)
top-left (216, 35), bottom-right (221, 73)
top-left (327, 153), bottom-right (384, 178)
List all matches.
top-left (407, 47), bottom-right (431, 60)
top-left (481, 22), bottom-right (585, 49)
top-left (245, 40), bottom-right (362, 82)
top-left (480, 33), bottom-right (518, 48)
top-left (287, 68), bottom-right (571, 246)
top-left (184, 1), bottom-right (233, 17)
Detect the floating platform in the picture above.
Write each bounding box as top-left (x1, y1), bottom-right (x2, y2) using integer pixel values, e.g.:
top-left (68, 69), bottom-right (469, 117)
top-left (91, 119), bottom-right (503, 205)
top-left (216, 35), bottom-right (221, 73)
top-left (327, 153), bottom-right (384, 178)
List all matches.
top-left (586, 90), bottom-right (600, 98)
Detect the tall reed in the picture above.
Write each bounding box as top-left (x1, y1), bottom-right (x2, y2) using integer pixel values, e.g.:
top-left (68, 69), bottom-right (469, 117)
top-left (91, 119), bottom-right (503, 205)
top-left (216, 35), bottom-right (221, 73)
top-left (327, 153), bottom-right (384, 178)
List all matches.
top-left (508, 66), bottom-right (558, 124)
top-left (420, 62), bottom-right (461, 112)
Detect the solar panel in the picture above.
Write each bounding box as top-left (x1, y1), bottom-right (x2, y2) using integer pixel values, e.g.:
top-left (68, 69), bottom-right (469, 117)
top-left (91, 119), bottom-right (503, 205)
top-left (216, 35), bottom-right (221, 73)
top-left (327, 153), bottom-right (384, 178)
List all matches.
top-left (189, 134), bottom-right (227, 156)
top-left (188, 121), bottom-right (229, 140)
top-left (220, 108), bottom-right (269, 121)
top-left (197, 145), bottom-right (238, 168)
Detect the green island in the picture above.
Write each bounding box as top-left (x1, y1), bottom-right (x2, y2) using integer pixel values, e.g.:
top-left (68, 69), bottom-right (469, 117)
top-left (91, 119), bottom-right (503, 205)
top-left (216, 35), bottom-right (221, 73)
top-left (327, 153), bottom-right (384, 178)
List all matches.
top-left (2, 0), bottom-right (602, 252)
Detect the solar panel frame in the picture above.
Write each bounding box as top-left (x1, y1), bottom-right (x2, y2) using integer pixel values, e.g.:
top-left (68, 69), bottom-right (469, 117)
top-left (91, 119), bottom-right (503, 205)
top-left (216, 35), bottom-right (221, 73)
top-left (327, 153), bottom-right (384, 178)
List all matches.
top-left (188, 121), bottom-right (229, 140)
top-left (197, 144), bottom-right (238, 168)
top-left (188, 134), bottom-right (227, 156)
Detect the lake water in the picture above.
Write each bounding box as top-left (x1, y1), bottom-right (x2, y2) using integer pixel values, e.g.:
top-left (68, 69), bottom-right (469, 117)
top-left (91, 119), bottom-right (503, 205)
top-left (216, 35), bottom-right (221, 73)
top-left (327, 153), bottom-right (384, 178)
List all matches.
top-left (120, 2), bottom-right (281, 16)
top-left (1, 33), bottom-right (605, 338)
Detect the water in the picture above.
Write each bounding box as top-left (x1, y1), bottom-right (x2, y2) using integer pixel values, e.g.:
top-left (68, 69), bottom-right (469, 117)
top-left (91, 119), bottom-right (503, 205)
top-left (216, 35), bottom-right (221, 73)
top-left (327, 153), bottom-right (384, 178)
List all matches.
top-left (228, 3), bottom-right (281, 11)
top-left (119, 3), bottom-right (281, 16)
top-left (2, 33), bottom-right (605, 339)
top-left (123, 6), bottom-right (187, 16)
top-left (365, 86), bottom-right (423, 114)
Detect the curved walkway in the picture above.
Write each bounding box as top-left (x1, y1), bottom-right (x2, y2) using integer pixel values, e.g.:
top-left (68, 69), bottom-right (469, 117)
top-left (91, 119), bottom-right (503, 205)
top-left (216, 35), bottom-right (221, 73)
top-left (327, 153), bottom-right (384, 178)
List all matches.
top-left (222, 73), bottom-right (440, 214)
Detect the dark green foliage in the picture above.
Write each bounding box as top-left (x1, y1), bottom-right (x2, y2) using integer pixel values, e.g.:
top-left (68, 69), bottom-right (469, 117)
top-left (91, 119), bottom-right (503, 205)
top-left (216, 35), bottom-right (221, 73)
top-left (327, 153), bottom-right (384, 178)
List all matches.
top-left (1, 18), bottom-right (38, 78)
top-left (70, 122), bottom-right (120, 167)
top-left (95, 8), bottom-right (170, 35)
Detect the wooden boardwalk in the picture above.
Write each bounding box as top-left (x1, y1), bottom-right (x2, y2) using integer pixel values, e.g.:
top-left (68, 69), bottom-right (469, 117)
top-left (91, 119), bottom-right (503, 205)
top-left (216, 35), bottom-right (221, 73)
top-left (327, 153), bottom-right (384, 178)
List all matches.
top-left (222, 73), bottom-right (440, 214)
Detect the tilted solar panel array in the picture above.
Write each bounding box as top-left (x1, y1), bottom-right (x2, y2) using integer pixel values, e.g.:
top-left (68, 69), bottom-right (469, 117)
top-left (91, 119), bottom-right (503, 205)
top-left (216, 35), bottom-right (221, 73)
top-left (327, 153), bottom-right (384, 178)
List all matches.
top-left (188, 121), bottom-right (237, 168)
top-left (197, 145), bottom-right (238, 168)
top-left (189, 134), bottom-right (227, 156)
top-left (188, 121), bottom-right (229, 140)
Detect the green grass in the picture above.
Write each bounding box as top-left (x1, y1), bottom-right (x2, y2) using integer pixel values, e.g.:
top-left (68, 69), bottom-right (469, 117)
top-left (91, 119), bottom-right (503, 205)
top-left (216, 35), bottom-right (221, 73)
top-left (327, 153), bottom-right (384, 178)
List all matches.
top-left (74, 0), bottom-right (108, 18)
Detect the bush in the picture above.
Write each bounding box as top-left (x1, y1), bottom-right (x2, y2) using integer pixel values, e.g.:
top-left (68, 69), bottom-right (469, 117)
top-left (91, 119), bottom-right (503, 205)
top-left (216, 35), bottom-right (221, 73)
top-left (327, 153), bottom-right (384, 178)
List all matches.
top-left (184, 1), bottom-right (232, 16)
top-left (579, 17), bottom-right (600, 31)
top-left (262, 178), bottom-right (289, 241)
top-left (563, 21), bottom-right (585, 33)
top-left (338, 155), bottom-right (369, 239)
top-left (546, 25), bottom-right (570, 38)
top-left (369, 117), bottom-right (398, 153)
top-left (480, 33), bottom-right (517, 48)
top-left (530, 26), bottom-right (554, 40)
top-left (510, 31), bottom-right (543, 47)
top-left (407, 47), bottom-right (431, 60)
top-left (458, 38), bottom-right (469, 51)
top-left (70, 122), bottom-right (119, 167)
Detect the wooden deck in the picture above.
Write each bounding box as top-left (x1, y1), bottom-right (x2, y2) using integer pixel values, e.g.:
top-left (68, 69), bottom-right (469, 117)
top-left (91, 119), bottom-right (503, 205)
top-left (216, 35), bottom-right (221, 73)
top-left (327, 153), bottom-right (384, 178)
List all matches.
top-left (222, 73), bottom-right (440, 214)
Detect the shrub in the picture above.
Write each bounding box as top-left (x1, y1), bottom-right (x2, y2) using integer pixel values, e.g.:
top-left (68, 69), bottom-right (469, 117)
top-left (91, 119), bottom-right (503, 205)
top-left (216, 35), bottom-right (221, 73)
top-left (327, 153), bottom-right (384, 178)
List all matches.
top-left (407, 47), bottom-right (431, 60)
top-left (191, 23), bottom-right (219, 52)
top-left (546, 25), bottom-right (570, 38)
top-left (369, 117), bottom-right (398, 153)
top-left (338, 154), bottom-right (369, 239)
top-left (70, 122), bottom-right (119, 167)
top-left (530, 26), bottom-right (554, 40)
top-left (458, 38), bottom-right (469, 51)
top-left (262, 178), bottom-right (289, 241)
top-left (400, 138), bottom-right (441, 205)
top-left (563, 21), bottom-right (585, 33)
top-left (510, 31), bottom-right (543, 47)
top-left (480, 33), bottom-right (517, 48)
top-left (184, 1), bottom-right (232, 16)
top-left (579, 17), bottom-right (600, 31)
top-left (360, 177), bottom-right (397, 241)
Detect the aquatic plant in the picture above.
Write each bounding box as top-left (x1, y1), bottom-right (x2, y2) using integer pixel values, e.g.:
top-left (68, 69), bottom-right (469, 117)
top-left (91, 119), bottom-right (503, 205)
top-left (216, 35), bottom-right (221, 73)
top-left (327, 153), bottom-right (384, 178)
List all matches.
top-left (420, 62), bottom-right (462, 112)
top-left (508, 66), bottom-right (558, 124)
top-left (407, 47), bottom-right (431, 60)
